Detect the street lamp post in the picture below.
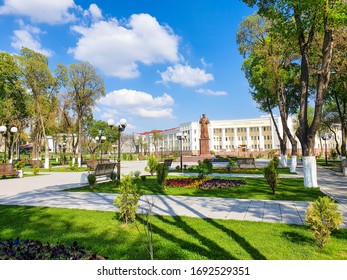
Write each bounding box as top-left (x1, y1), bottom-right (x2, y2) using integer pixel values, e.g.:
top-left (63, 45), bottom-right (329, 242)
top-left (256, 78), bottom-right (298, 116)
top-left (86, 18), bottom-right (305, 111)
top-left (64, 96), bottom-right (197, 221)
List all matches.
top-left (320, 133), bottom-right (332, 166)
top-left (108, 118), bottom-right (127, 180)
top-left (112, 144), bottom-right (116, 162)
top-left (95, 131), bottom-right (106, 161)
top-left (176, 132), bottom-right (187, 172)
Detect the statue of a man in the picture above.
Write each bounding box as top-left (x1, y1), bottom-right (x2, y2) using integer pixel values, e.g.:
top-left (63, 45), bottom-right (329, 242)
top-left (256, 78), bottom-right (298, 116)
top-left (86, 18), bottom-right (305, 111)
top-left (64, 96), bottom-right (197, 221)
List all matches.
top-left (199, 114), bottom-right (210, 139)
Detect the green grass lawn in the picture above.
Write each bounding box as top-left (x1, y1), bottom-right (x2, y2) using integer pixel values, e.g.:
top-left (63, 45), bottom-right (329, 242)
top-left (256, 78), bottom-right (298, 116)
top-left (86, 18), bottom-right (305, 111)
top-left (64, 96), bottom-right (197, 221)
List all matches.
top-left (66, 176), bottom-right (325, 202)
top-left (1, 205), bottom-right (346, 260)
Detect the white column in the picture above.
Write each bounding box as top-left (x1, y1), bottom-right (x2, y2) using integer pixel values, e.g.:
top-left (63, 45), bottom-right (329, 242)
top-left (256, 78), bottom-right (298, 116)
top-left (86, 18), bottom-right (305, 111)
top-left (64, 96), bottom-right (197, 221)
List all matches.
top-left (259, 126), bottom-right (264, 150)
top-left (246, 127), bottom-right (251, 149)
top-left (222, 128), bottom-right (226, 149)
top-left (233, 127), bottom-right (238, 149)
top-left (209, 127), bottom-right (214, 151)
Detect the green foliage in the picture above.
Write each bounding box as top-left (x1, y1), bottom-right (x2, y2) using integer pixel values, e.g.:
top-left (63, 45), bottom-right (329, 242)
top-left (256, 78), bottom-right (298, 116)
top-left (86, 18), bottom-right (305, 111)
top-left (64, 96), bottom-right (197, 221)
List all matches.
top-left (109, 171), bottom-right (117, 181)
top-left (263, 159), bottom-right (279, 194)
top-left (145, 155), bottom-right (159, 175)
top-left (272, 156), bottom-right (280, 169)
top-left (227, 159), bottom-right (237, 171)
top-left (87, 173), bottom-right (96, 188)
top-left (14, 161), bottom-right (25, 170)
top-left (156, 163), bottom-right (168, 189)
top-left (32, 166), bottom-right (40, 175)
top-left (267, 150), bottom-right (277, 159)
top-left (114, 175), bottom-right (141, 224)
top-left (132, 170), bottom-right (141, 178)
top-left (69, 162), bottom-right (78, 171)
top-left (330, 149), bottom-right (337, 161)
top-left (197, 159), bottom-right (213, 179)
top-left (306, 196), bottom-right (343, 248)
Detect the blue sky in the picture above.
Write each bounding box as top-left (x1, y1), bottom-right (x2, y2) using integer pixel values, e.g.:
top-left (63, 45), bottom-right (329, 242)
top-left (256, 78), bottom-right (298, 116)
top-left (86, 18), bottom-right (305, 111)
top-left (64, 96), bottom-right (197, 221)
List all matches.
top-left (0, 0), bottom-right (260, 133)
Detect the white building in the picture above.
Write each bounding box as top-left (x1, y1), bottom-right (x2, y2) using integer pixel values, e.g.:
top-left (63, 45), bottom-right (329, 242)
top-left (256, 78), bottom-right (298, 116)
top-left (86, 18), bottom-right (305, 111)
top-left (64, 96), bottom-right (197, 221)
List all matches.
top-left (135, 115), bottom-right (340, 156)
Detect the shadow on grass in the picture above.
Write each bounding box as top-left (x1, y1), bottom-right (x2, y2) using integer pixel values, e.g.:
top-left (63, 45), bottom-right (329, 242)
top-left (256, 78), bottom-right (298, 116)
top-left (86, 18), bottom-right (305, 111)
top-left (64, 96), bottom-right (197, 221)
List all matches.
top-left (282, 230), bottom-right (313, 245)
top-left (140, 194), bottom-right (267, 260)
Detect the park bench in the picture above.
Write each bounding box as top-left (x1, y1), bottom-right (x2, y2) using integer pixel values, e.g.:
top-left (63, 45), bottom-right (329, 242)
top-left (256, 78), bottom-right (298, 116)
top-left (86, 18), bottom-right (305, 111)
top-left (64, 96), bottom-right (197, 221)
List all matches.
top-left (86, 159), bottom-right (110, 170)
top-left (0, 164), bottom-right (19, 178)
top-left (28, 159), bottom-right (43, 168)
top-left (92, 162), bottom-right (117, 178)
top-left (236, 157), bottom-right (256, 168)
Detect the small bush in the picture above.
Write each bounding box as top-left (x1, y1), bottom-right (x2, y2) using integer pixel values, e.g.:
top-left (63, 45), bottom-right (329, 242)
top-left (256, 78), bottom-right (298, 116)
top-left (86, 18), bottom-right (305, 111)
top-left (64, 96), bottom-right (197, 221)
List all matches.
top-left (227, 159), bottom-right (237, 171)
top-left (132, 170), bottom-right (141, 178)
top-left (330, 149), bottom-right (337, 161)
top-left (156, 163), bottom-right (168, 189)
top-left (87, 173), bottom-right (96, 188)
top-left (267, 149), bottom-right (277, 159)
top-left (197, 159), bottom-right (213, 179)
top-left (140, 175), bottom-right (147, 181)
top-left (175, 165), bottom-right (180, 171)
top-left (144, 155), bottom-right (159, 175)
top-left (306, 196), bottom-right (343, 247)
top-left (33, 166), bottom-right (40, 175)
top-left (114, 175), bottom-right (141, 224)
top-left (14, 161), bottom-right (25, 170)
top-left (272, 156), bottom-right (280, 169)
top-left (263, 160), bottom-right (279, 194)
top-left (109, 171), bottom-right (117, 181)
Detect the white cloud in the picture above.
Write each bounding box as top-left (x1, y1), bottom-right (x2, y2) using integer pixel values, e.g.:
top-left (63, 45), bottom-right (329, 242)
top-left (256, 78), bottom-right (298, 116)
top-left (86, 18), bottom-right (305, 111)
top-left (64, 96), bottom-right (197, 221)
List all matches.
top-left (88, 4), bottom-right (103, 21)
top-left (0, 0), bottom-right (77, 24)
top-left (196, 89), bottom-right (228, 96)
top-left (159, 64), bottom-right (214, 87)
top-left (11, 27), bottom-right (53, 57)
top-left (69, 13), bottom-right (180, 79)
top-left (97, 89), bottom-right (175, 119)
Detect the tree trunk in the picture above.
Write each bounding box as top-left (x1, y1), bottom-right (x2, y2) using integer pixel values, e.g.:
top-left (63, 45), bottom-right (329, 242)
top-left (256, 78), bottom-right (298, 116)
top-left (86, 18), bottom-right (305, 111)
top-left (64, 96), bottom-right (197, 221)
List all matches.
top-left (77, 117), bottom-right (82, 167)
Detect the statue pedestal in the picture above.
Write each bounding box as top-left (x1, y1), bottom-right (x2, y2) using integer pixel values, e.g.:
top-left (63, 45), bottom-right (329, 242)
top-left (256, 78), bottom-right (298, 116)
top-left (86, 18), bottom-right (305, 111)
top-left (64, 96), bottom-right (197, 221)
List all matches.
top-left (200, 138), bottom-right (210, 156)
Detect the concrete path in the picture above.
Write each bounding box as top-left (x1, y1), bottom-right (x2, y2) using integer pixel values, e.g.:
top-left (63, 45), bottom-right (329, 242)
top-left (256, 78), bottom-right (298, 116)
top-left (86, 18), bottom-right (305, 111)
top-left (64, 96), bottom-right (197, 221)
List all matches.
top-left (0, 160), bottom-right (346, 228)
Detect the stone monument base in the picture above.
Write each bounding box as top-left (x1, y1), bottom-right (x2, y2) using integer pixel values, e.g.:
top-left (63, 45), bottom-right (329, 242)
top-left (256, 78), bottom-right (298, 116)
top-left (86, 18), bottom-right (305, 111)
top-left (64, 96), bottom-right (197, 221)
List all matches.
top-left (200, 138), bottom-right (210, 156)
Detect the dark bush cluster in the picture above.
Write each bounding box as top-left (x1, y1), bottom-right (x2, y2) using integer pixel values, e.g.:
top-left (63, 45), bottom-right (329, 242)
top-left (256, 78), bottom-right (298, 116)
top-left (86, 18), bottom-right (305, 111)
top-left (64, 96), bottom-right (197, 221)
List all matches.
top-left (0, 238), bottom-right (106, 260)
top-left (198, 179), bottom-right (247, 189)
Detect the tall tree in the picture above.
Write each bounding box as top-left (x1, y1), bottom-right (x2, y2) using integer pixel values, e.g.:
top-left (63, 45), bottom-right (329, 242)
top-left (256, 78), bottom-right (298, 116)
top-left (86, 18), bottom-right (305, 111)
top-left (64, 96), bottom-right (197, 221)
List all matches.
top-left (57, 62), bottom-right (106, 167)
top-left (237, 14), bottom-right (300, 171)
top-left (0, 52), bottom-right (29, 162)
top-left (325, 27), bottom-right (347, 157)
top-left (242, 0), bottom-right (347, 187)
top-left (17, 48), bottom-right (58, 168)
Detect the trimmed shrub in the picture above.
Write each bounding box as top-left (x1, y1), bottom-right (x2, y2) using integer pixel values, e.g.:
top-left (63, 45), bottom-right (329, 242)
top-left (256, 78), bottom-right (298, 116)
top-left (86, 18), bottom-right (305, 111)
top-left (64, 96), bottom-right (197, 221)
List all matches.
top-left (263, 160), bottom-right (279, 194)
top-left (132, 170), bottom-right (141, 178)
top-left (87, 173), bottom-right (96, 188)
top-left (227, 159), bottom-right (237, 171)
top-left (156, 163), bottom-right (168, 189)
top-left (272, 156), bottom-right (280, 169)
top-left (197, 159), bottom-right (213, 179)
top-left (306, 196), bottom-right (343, 247)
top-left (33, 166), bottom-right (40, 175)
top-left (109, 171), bottom-right (117, 181)
top-left (114, 175), bottom-right (141, 224)
top-left (144, 155), bottom-right (159, 175)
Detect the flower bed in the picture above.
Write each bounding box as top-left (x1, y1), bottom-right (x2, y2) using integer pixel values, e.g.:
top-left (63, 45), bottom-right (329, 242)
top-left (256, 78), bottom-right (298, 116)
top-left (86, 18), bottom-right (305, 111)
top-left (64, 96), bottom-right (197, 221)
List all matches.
top-left (198, 178), bottom-right (246, 189)
top-left (0, 239), bottom-right (106, 260)
top-left (165, 178), bottom-right (246, 189)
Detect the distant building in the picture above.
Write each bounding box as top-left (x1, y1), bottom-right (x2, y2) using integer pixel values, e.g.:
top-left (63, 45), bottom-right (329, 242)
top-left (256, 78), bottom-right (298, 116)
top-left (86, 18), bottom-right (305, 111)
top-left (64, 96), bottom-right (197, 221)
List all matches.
top-left (135, 116), bottom-right (341, 156)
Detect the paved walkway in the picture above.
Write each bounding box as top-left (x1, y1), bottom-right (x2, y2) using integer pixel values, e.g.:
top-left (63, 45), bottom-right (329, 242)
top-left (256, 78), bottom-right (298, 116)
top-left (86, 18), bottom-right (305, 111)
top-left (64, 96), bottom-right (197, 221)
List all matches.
top-left (0, 160), bottom-right (346, 228)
